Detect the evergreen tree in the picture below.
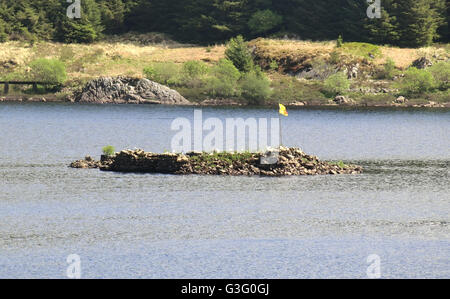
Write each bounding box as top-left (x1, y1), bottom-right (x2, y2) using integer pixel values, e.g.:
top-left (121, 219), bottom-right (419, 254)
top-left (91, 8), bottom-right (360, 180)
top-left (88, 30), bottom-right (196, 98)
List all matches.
top-left (396, 0), bottom-right (445, 47)
top-left (365, 0), bottom-right (400, 45)
top-left (248, 9), bottom-right (283, 35)
top-left (274, 0), bottom-right (366, 41)
top-left (0, 0), bottom-right (446, 47)
top-left (225, 35), bottom-right (254, 72)
top-left (98, 0), bottom-right (127, 34)
top-left (436, 0), bottom-right (449, 42)
top-left (59, 0), bottom-right (103, 43)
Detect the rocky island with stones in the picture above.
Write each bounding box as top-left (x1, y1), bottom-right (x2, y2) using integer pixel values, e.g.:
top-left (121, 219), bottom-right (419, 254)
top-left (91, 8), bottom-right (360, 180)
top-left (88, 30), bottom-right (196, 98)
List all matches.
top-left (70, 147), bottom-right (362, 176)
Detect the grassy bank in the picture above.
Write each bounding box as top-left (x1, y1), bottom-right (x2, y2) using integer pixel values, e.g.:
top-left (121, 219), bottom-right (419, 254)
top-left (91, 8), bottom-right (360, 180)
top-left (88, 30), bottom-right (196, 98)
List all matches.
top-left (0, 34), bottom-right (448, 107)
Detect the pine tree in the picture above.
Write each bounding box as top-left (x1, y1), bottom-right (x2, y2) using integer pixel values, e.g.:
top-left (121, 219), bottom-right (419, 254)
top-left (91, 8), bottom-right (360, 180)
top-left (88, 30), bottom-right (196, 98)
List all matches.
top-left (97, 0), bottom-right (127, 34)
top-left (365, 0), bottom-right (400, 45)
top-left (436, 0), bottom-right (449, 42)
top-left (274, 0), bottom-right (366, 41)
top-left (396, 0), bottom-right (445, 47)
top-left (59, 0), bottom-right (103, 43)
top-left (225, 35), bottom-right (254, 72)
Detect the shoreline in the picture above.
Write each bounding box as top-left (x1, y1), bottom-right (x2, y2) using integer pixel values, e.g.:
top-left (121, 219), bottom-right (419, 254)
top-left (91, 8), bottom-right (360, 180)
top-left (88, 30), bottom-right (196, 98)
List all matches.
top-left (1, 95), bottom-right (449, 109)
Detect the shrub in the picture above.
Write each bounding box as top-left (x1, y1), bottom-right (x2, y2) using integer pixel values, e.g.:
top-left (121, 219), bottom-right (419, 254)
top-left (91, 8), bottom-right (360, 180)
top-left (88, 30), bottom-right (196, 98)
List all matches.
top-left (182, 60), bottom-right (209, 79)
top-left (271, 77), bottom-right (303, 103)
top-left (333, 161), bottom-right (347, 168)
top-left (336, 35), bottom-right (343, 48)
top-left (269, 60), bottom-right (279, 71)
top-left (329, 51), bottom-right (340, 65)
top-left (395, 67), bottom-right (435, 95)
top-left (381, 58), bottom-right (397, 79)
top-left (204, 59), bottom-right (241, 97)
top-left (143, 62), bottom-right (181, 86)
top-left (204, 77), bottom-right (239, 98)
top-left (211, 59), bottom-right (241, 82)
top-left (323, 72), bottom-right (350, 96)
top-left (102, 145), bottom-right (115, 156)
top-left (225, 35), bottom-right (254, 73)
top-left (29, 59), bottom-right (67, 85)
top-left (181, 60), bottom-right (209, 87)
top-left (248, 10), bottom-right (283, 34)
top-left (427, 62), bottom-right (450, 90)
top-left (240, 69), bottom-right (272, 104)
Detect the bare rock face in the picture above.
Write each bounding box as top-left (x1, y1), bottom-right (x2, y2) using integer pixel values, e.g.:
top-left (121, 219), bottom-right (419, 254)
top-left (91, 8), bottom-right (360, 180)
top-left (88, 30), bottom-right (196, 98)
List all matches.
top-left (74, 77), bottom-right (191, 105)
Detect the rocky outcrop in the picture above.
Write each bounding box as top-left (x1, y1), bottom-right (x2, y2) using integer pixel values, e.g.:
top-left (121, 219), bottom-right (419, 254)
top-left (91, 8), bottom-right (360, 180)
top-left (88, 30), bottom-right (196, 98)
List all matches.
top-left (393, 96), bottom-right (408, 105)
top-left (333, 95), bottom-right (354, 105)
top-left (0, 95), bottom-right (57, 102)
top-left (411, 57), bottom-right (432, 69)
top-left (70, 156), bottom-right (103, 169)
top-left (287, 101), bottom-right (306, 107)
top-left (70, 147), bottom-right (362, 176)
top-left (199, 98), bottom-right (243, 106)
top-left (414, 101), bottom-right (446, 108)
top-left (0, 59), bottom-right (18, 70)
top-left (73, 76), bottom-right (191, 105)
top-left (344, 63), bottom-right (360, 79)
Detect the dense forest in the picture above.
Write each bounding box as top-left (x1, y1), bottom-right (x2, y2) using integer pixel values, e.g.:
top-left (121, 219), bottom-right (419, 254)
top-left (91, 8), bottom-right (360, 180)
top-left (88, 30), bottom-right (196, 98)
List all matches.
top-left (0, 0), bottom-right (448, 47)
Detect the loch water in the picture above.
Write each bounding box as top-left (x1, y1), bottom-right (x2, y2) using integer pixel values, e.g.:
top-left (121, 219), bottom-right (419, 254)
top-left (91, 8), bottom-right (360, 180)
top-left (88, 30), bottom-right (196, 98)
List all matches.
top-left (0, 103), bottom-right (448, 278)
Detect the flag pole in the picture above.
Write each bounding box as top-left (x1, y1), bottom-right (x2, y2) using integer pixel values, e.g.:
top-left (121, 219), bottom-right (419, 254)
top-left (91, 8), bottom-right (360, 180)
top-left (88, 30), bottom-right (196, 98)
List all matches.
top-left (279, 116), bottom-right (283, 147)
top-left (278, 104), bottom-right (287, 148)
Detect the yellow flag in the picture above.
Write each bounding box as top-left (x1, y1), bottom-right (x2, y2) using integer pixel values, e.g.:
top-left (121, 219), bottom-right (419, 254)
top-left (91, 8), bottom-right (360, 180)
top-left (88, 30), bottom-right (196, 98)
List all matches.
top-left (279, 104), bottom-right (288, 116)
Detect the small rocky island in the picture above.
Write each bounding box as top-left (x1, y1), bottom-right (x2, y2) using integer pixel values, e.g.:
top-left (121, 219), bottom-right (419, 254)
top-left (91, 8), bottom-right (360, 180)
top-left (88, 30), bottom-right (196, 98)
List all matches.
top-left (70, 147), bottom-right (362, 176)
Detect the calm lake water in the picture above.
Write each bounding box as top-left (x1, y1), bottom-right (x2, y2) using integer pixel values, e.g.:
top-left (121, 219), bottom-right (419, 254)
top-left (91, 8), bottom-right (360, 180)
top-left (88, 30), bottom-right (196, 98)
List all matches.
top-left (0, 102), bottom-right (449, 278)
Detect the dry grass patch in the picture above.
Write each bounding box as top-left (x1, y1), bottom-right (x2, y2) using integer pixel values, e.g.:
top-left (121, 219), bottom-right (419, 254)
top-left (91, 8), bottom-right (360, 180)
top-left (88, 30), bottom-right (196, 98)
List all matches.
top-left (0, 41), bottom-right (225, 81)
top-left (0, 41), bottom-right (35, 66)
top-left (376, 45), bottom-right (449, 69)
top-left (249, 38), bottom-right (335, 57)
top-left (377, 47), bottom-right (420, 69)
top-left (149, 45), bottom-right (225, 63)
top-left (249, 38), bottom-right (335, 73)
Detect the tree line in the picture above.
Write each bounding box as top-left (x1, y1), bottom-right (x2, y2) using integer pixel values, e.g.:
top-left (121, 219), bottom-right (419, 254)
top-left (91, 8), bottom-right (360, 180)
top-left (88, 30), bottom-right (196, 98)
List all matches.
top-left (0, 0), bottom-right (448, 47)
